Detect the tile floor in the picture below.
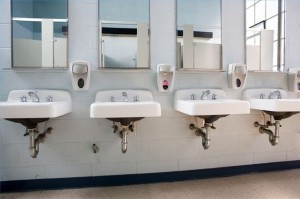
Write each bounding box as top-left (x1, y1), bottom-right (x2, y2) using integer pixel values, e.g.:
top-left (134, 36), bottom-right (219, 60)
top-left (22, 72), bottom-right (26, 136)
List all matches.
top-left (1, 169), bottom-right (300, 199)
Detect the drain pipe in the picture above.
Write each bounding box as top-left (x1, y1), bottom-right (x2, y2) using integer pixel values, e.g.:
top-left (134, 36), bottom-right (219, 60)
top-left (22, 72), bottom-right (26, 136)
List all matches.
top-left (121, 129), bottom-right (129, 153)
top-left (190, 123), bottom-right (213, 150)
top-left (26, 127), bottom-right (52, 158)
top-left (28, 128), bottom-right (39, 158)
top-left (203, 123), bottom-right (212, 149)
top-left (254, 120), bottom-right (281, 146)
top-left (112, 123), bottom-right (134, 153)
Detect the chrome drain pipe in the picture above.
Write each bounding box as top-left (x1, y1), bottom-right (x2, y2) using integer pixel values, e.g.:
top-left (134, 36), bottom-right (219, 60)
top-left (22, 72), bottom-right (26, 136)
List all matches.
top-left (203, 123), bottom-right (212, 149)
top-left (28, 128), bottom-right (39, 158)
top-left (26, 127), bottom-right (52, 158)
top-left (190, 123), bottom-right (213, 150)
top-left (121, 129), bottom-right (129, 153)
top-left (112, 123), bottom-right (134, 154)
top-left (254, 120), bottom-right (281, 146)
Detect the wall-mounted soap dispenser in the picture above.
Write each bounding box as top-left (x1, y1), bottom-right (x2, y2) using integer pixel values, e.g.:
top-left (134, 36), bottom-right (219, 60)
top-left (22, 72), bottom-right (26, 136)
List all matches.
top-left (228, 63), bottom-right (248, 89)
top-left (70, 61), bottom-right (90, 91)
top-left (157, 64), bottom-right (175, 92)
top-left (288, 68), bottom-right (300, 92)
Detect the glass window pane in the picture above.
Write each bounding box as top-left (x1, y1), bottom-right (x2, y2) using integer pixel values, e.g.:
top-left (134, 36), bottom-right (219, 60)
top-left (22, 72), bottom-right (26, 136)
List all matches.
top-left (255, 0), bottom-right (266, 23)
top-left (246, 6), bottom-right (255, 28)
top-left (266, 0), bottom-right (278, 18)
top-left (246, 0), bottom-right (255, 8)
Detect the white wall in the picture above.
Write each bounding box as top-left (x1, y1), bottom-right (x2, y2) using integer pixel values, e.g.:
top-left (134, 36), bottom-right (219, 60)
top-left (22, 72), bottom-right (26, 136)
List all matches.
top-left (0, 0), bottom-right (300, 181)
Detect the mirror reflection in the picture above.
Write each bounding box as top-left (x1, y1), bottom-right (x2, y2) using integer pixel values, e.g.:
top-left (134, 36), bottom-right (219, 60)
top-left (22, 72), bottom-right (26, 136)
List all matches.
top-left (98, 0), bottom-right (150, 69)
top-left (245, 0), bottom-right (285, 71)
top-left (177, 0), bottom-right (221, 70)
top-left (12, 0), bottom-right (68, 68)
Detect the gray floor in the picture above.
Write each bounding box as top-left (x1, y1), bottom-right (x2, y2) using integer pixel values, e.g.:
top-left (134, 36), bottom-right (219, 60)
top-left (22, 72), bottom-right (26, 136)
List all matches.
top-left (1, 169), bottom-right (300, 199)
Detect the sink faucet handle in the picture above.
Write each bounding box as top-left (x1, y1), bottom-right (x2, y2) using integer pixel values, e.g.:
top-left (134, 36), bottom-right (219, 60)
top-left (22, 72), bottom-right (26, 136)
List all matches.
top-left (110, 96), bottom-right (116, 102)
top-left (190, 94), bottom-right (196, 100)
top-left (20, 96), bottom-right (27, 102)
top-left (259, 93), bottom-right (265, 99)
top-left (46, 96), bottom-right (54, 102)
top-left (277, 91), bottom-right (282, 99)
top-left (122, 92), bottom-right (128, 102)
top-left (133, 95), bottom-right (139, 102)
top-left (211, 94), bottom-right (217, 100)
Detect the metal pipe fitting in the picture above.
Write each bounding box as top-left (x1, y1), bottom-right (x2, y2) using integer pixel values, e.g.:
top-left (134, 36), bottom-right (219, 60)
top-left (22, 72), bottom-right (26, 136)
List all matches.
top-left (92, 143), bottom-right (99, 153)
top-left (254, 120), bottom-right (281, 146)
top-left (190, 123), bottom-right (213, 150)
top-left (121, 130), bottom-right (128, 153)
top-left (28, 128), bottom-right (39, 158)
top-left (271, 120), bottom-right (280, 145)
top-left (202, 123), bottom-right (212, 149)
top-left (26, 126), bottom-right (52, 158)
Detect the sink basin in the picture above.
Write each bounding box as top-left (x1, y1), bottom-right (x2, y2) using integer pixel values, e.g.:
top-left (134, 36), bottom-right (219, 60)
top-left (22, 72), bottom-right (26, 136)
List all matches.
top-left (174, 89), bottom-right (250, 123)
top-left (0, 90), bottom-right (72, 128)
top-left (90, 90), bottom-right (161, 125)
top-left (243, 88), bottom-right (300, 120)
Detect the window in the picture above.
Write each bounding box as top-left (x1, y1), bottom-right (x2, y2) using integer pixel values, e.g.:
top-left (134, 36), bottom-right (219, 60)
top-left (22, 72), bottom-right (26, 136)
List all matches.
top-left (246, 0), bottom-right (285, 71)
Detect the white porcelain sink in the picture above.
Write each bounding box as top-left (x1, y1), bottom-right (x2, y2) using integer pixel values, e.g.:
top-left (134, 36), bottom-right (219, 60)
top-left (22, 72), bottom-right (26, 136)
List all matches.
top-left (90, 90), bottom-right (161, 122)
top-left (243, 88), bottom-right (300, 120)
top-left (0, 90), bottom-right (72, 119)
top-left (243, 88), bottom-right (300, 112)
top-left (174, 89), bottom-right (250, 122)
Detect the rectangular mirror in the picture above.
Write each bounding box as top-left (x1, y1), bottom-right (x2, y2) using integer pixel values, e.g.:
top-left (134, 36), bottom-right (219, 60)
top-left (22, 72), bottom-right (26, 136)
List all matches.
top-left (11, 0), bottom-right (68, 68)
top-left (98, 0), bottom-right (150, 69)
top-left (245, 0), bottom-right (285, 71)
top-left (176, 0), bottom-right (222, 70)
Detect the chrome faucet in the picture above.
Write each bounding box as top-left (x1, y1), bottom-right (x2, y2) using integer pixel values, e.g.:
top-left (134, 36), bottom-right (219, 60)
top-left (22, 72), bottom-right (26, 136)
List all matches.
top-left (268, 90), bottom-right (282, 99)
top-left (201, 90), bottom-right (211, 100)
top-left (122, 92), bottom-right (128, 102)
top-left (28, 91), bottom-right (40, 102)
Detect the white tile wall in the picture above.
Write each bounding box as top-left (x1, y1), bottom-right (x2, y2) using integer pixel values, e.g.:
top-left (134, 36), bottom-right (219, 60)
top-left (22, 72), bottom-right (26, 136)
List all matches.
top-left (0, 0), bottom-right (300, 182)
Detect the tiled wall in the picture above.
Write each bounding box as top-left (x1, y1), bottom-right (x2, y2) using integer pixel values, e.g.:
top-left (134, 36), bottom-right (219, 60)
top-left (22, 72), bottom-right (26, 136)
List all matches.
top-left (0, 0), bottom-right (300, 181)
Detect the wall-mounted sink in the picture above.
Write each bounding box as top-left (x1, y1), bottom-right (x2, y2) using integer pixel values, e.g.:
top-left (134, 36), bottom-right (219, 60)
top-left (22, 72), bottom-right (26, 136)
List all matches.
top-left (243, 89), bottom-right (300, 120)
top-left (243, 88), bottom-right (300, 146)
top-left (0, 90), bottom-right (72, 158)
top-left (90, 89), bottom-right (161, 153)
top-left (174, 89), bottom-right (250, 149)
top-left (0, 90), bottom-right (72, 128)
top-left (90, 90), bottom-right (161, 124)
top-left (174, 89), bottom-right (250, 122)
